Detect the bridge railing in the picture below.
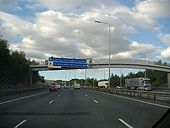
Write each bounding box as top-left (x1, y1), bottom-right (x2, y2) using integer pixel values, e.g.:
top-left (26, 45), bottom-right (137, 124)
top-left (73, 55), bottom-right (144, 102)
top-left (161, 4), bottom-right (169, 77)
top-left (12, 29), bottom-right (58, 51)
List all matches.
top-left (31, 58), bottom-right (169, 67)
top-left (91, 58), bottom-right (156, 65)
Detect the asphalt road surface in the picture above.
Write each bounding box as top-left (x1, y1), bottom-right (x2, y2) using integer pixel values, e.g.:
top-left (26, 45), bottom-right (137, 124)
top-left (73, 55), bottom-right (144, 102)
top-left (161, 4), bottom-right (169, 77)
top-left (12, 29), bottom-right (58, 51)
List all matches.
top-left (0, 87), bottom-right (169, 128)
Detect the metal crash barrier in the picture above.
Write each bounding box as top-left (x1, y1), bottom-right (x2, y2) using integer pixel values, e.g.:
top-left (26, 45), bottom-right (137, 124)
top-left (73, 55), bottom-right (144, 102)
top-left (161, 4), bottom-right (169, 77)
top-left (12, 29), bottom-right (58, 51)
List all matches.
top-left (85, 87), bottom-right (170, 103)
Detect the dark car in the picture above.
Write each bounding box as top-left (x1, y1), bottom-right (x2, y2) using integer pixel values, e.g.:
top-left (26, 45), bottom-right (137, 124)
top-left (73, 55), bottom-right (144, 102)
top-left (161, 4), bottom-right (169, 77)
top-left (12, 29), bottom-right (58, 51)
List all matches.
top-left (49, 84), bottom-right (57, 91)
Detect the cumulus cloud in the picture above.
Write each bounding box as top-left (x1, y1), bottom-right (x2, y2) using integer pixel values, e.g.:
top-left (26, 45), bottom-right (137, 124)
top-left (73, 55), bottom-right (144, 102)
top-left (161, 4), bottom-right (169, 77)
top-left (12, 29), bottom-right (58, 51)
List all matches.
top-left (159, 33), bottom-right (170, 45)
top-left (0, 11), bottom-right (34, 39)
top-left (1, 10), bottom-right (135, 60)
top-left (114, 41), bottom-right (157, 59)
top-left (36, 0), bottom-right (84, 9)
top-left (0, 0), bottom-right (165, 61)
top-left (161, 47), bottom-right (170, 60)
top-left (158, 33), bottom-right (170, 60)
top-left (113, 6), bottom-right (159, 30)
top-left (0, 0), bottom-right (22, 11)
top-left (135, 0), bottom-right (170, 19)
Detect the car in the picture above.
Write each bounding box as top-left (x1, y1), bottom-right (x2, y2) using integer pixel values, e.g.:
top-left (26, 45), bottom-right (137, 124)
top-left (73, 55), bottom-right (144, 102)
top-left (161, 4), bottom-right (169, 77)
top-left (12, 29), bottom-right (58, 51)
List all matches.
top-left (49, 83), bottom-right (57, 91)
top-left (64, 85), bottom-right (68, 89)
top-left (56, 84), bottom-right (61, 89)
top-left (49, 85), bottom-right (57, 91)
top-left (116, 86), bottom-right (123, 89)
top-left (74, 84), bottom-right (80, 89)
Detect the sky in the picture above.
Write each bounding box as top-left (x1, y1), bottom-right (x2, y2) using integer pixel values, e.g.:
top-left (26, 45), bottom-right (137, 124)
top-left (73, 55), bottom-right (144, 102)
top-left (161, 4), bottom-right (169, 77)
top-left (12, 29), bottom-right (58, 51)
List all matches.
top-left (0, 0), bottom-right (170, 80)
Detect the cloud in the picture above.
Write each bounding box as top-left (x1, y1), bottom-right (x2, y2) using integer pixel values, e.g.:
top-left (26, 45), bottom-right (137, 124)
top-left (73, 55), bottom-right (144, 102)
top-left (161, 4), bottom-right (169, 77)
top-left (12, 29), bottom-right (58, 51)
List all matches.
top-left (0, 1), bottom-right (162, 61)
top-left (161, 47), bottom-right (170, 59)
top-left (35, 0), bottom-right (86, 11)
top-left (0, 10), bottom-right (130, 60)
top-left (159, 33), bottom-right (170, 60)
top-left (113, 6), bottom-right (159, 30)
top-left (130, 41), bottom-right (157, 54)
top-left (81, 5), bottom-right (159, 30)
top-left (31, 0), bottom-right (168, 31)
top-left (0, 11), bottom-right (34, 38)
top-left (35, 0), bottom-right (117, 11)
top-left (158, 33), bottom-right (170, 45)
top-left (0, 0), bottom-right (17, 10)
top-left (114, 41), bottom-right (158, 59)
top-left (135, 0), bottom-right (170, 19)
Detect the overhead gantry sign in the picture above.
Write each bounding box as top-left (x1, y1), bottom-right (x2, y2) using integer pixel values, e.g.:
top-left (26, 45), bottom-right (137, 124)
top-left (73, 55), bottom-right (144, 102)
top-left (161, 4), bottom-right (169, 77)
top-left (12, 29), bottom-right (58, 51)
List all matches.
top-left (48, 57), bottom-right (90, 69)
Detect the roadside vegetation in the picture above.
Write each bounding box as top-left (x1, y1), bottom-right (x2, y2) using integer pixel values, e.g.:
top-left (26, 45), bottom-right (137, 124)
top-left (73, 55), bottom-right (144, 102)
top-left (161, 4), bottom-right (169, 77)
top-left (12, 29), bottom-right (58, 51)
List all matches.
top-left (0, 37), bottom-right (45, 89)
top-left (115, 69), bottom-right (168, 88)
top-left (58, 61), bottom-right (169, 88)
top-left (1, 36), bottom-right (168, 89)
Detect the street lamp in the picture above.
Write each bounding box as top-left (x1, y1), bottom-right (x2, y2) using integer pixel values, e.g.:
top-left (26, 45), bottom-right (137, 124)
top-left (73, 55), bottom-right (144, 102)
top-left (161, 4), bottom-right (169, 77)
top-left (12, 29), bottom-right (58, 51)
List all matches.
top-left (84, 69), bottom-right (87, 86)
top-left (139, 53), bottom-right (147, 78)
top-left (94, 20), bottom-right (111, 88)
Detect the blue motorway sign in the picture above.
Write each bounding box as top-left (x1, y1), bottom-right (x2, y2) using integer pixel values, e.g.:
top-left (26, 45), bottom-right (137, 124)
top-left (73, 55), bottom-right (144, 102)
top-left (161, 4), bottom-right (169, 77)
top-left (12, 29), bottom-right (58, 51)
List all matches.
top-left (48, 57), bottom-right (90, 69)
top-left (49, 57), bottom-right (87, 64)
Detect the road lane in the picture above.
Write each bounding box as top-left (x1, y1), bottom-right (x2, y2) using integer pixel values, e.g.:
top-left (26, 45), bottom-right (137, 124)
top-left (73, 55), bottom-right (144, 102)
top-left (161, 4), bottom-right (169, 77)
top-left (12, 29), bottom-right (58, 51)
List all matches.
top-left (23, 88), bottom-right (124, 128)
top-left (0, 89), bottom-right (63, 128)
top-left (0, 88), bottom-right (48, 103)
top-left (0, 91), bottom-right (48, 105)
top-left (82, 89), bottom-right (168, 128)
top-left (0, 88), bottom-right (168, 128)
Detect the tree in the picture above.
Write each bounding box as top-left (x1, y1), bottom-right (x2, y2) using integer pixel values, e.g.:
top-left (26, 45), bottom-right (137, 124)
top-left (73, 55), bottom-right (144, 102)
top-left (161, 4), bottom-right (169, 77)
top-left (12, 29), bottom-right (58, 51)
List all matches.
top-left (0, 37), bottom-right (45, 88)
top-left (10, 51), bottom-right (30, 84)
top-left (0, 38), bottom-right (10, 84)
top-left (110, 74), bottom-right (120, 87)
top-left (146, 69), bottom-right (167, 87)
top-left (30, 60), bottom-right (39, 65)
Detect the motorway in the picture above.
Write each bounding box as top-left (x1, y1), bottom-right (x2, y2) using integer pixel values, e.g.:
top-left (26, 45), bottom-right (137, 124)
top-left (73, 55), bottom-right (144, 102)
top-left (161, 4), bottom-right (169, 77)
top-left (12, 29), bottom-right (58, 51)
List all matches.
top-left (0, 88), bottom-right (169, 128)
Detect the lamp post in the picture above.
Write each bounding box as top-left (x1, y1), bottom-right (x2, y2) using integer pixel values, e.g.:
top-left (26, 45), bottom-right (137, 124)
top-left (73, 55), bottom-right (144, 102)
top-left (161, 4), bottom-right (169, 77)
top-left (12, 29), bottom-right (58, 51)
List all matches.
top-left (120, 68), bottom-right (122, 87)
top-left (95, 20), bottom-right (111, 88)
top-left (85, 69), bottom-right (87, 87)
top-left (144, 55), bottom-right (147, 78)
top-left (139, 53), bottom-right (147, 78)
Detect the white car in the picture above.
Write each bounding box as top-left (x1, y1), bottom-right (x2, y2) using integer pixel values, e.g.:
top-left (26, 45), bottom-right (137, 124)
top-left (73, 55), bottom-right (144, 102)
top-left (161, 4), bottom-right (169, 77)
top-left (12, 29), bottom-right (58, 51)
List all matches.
top-left (74, 84), bottom-right (80, 89)
top-left (116, 86), bottom-right (123, 89)
top-left (56, 84), bottom-right (61, 89)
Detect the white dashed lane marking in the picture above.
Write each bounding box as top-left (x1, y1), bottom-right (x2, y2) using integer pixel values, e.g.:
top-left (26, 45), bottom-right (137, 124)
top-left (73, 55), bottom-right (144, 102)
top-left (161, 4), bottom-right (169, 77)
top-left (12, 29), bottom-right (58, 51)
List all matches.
top-left (93, 99), bottom-right (98, 104)
top-left (118, 118), bottom-right (133, 128)
top-left (14, 120), bottom-right (27, 128)
top-left (49, 100), bottom-right (53, 104)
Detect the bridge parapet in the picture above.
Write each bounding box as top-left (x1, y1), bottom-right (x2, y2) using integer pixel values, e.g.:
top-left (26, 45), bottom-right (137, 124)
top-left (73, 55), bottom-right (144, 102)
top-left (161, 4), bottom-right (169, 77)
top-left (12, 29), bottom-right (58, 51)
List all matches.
top-left (91, 59), bottom-right (153, 65)
top-left (31, 58), bottom-right (170, 68)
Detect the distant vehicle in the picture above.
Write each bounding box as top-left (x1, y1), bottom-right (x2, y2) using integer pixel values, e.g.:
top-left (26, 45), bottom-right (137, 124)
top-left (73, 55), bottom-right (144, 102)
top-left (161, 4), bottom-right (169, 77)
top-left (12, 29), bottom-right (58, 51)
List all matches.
top-left (98, 81), bottom-right (108, 88)
top-left (125, 77), bottom-right (152, 91)
top-left (60, 81), bottom-right (67, 88)
top-left (64, 85), bottom-right (68, 89)
top-left (49, 82), bottom-right (58, 91)
top-left (74, 83), bottom-right (80, 89)
top-left (56, 84), bottom-right (61, 89)
top-left (116, 86), bottom-right (123, 89)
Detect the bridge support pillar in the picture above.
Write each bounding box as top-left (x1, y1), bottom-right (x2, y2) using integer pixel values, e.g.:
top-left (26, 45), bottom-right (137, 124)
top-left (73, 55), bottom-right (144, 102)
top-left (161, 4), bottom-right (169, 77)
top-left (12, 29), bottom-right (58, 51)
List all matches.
top-left (168, 73), bottom-right (170, 88)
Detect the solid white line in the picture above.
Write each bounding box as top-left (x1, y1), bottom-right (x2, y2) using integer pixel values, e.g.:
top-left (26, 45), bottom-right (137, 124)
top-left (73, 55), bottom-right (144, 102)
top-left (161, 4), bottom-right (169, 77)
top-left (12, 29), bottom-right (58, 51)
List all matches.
top-left (93, 99), bottom-right (98, 104)
top-left (0, 91), bottom-right (48, 105)
top-left (49, 100), bottom-right (53, 104)
top-left (88, 90), bottom-right (170, 108)
top-left (118, 119), bottom-right (133, 128)
top-left (14, 120), bottom-right (27, 128)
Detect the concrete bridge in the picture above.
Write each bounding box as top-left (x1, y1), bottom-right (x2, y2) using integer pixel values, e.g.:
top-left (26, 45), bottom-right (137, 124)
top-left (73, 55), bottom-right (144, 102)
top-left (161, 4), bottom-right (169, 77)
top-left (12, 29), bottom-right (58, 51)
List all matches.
top-left (30, 58), bottom-right (170, 87)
